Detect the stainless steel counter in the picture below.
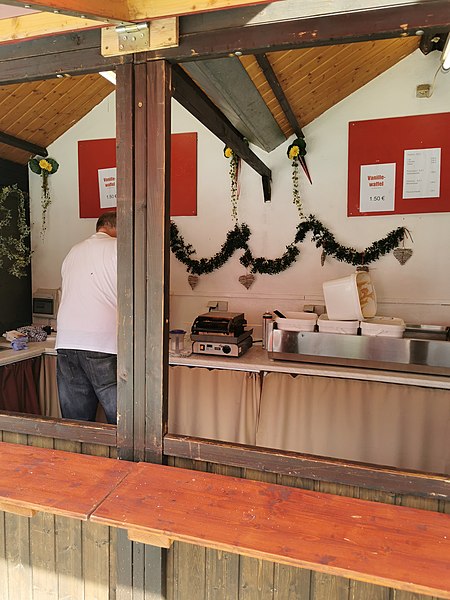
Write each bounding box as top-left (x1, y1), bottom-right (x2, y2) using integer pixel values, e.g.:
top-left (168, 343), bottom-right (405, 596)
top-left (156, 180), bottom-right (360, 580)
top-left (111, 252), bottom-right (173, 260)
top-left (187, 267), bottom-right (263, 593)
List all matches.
top-left (269, 329), bottom-right (450, 377)
top-left (170, 344), bottom-right (450, 390)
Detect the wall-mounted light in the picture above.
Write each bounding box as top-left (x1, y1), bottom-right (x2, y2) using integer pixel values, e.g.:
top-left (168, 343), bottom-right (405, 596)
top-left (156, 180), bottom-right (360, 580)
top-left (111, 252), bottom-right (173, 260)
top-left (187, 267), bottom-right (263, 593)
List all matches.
top-left (99, 71), bottom-right (116, 85)
top-left (441, 33), bottom-right (450, 71)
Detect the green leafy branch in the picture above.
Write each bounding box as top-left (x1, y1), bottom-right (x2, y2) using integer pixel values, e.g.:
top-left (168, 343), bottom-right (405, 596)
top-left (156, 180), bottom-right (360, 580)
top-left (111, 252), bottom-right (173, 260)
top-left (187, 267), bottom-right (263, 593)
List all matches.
top-left (0, 185), bottom-right (32, 278)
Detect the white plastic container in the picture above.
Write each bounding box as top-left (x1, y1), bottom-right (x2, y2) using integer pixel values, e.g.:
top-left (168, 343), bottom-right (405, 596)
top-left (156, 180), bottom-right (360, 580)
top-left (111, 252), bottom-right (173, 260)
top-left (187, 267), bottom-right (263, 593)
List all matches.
top-left (275, 311), bottom-right (317, 332)
top-left (361, 317), bottom-right (405, 338)
top-left (317, 314), bottom-right (359, 335)
top-left (323, 271), bottom-right (377, 321)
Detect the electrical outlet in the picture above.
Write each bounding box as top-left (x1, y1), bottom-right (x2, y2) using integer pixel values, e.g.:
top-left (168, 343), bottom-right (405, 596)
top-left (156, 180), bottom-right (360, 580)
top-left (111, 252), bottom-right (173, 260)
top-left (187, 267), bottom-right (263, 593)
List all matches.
top-left (207, 300), bottom-right (228, 312)
top-left (416, 84), bottom-right (432, 98)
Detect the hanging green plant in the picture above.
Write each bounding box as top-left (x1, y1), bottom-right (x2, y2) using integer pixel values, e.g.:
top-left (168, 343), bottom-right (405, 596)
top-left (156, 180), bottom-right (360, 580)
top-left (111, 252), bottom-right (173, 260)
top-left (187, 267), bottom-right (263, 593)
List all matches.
top-left (224, 145), bottom-right (241, 224)
top-left (0, 185), bottom-right (32, 278)
top-left (28, 156), bottom-right (59, 240)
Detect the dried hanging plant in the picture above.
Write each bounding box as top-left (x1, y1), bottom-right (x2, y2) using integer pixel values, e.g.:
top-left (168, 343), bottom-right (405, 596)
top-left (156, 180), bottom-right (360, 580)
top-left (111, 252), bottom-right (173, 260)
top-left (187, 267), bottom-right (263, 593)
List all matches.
top-left (28, 156), bottom-right (59, 240)
top-left (224, 145), bottom-right (241, 224)
top-left (287, 138), bottom-right (306, 218)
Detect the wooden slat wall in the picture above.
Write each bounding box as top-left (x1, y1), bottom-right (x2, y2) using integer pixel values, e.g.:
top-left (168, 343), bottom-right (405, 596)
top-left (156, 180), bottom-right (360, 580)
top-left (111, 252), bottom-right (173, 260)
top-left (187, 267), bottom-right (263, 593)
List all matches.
top-left (167, 456), bottom-right (449, 600)
top-left (0, 74), bottom-right (114, 165)
top-left (0, 430), bottom-right (117, 600)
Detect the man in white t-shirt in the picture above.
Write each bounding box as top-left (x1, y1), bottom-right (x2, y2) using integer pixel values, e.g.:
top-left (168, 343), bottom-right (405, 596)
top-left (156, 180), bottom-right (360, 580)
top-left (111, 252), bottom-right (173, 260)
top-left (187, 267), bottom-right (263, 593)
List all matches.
top-left (55, 211), bottom-right (117, 424)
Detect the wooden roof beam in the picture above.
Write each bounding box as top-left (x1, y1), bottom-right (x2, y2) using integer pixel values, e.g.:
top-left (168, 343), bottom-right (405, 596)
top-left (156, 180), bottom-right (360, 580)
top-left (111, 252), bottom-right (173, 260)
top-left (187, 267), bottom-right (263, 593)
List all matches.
top-left (255, 53), bottom-right (304, 139)
top-left (172, 64), bottom-right (272, 201)
top-left (0, 0), bottom-right (278, 27)
top-left (148, 0), bottom-right (450, 62)
top-left (0, 131), bottom-right (47, 158)
top-left (0, 13), bottom-right (102, 44)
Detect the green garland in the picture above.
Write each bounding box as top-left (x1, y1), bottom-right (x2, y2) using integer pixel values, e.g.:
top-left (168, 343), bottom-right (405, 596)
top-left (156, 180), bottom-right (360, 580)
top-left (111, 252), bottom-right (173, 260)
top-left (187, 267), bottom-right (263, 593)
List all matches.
top-left (295, 216), bottom-right (405, 266)
top-left (170, 215), bottom-right (407, 276)
top-left (170, 221), bottom-right (250, 276)
top-left (240, 244), bottom-right (300, 275)
top-left (0, 185), bottom-right (32, 278)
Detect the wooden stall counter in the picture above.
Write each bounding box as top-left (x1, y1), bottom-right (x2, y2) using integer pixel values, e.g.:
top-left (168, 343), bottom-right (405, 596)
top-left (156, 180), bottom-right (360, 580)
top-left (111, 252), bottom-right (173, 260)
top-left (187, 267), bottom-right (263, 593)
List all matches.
top-left (0, 441), bottom-right (132, 519)
top-left (91, 461), bottom-right (450, 599)
top-left (0, 339), bottom-right (55, 367)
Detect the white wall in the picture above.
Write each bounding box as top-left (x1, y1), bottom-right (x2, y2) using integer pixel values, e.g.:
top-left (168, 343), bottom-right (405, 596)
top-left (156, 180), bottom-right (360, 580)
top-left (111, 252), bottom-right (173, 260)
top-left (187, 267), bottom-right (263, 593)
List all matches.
top-left (30, 50), bottom-right (450, 336)
top-left (29, 93), bottom-right (116, 284)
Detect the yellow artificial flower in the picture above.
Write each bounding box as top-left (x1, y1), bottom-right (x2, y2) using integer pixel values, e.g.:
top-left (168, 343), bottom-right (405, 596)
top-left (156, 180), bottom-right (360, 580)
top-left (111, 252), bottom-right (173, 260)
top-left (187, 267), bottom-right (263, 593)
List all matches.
top-left (224, 147), bottom-right (233, 158)
top-left (39, 159), bottom-right (52, 172)
top-left (288, 146), bottom-right (300, 160)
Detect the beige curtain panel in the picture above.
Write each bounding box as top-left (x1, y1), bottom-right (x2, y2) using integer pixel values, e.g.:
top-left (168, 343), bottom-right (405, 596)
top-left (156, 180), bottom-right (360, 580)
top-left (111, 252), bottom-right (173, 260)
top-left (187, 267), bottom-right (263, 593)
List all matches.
top-left (256, 372), bottom-right (450, 474)
top-left (38, 355), bottom-right (61, 418)
top-left (169, 366), bottom-right (261, 445)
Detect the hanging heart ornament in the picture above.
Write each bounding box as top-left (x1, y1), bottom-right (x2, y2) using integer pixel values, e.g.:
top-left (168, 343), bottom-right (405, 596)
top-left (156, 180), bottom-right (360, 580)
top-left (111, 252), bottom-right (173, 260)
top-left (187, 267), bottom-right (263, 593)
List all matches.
top-left (239, 273), bottom-right (255, 289)
top-left (393, 247), bottom-right (413, 265)
top-left (188, 274), bottom-right (199, 289)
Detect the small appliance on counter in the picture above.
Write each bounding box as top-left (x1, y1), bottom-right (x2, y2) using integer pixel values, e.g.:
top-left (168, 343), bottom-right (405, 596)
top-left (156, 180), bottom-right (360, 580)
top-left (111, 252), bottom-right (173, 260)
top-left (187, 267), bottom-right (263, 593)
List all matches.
top-left (191, 311), bottom-right (253, 357)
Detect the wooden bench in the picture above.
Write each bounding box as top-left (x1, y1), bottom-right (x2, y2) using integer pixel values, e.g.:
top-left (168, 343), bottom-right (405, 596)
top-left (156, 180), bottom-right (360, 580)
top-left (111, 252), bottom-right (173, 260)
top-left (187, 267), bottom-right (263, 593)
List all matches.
top-left (91, 462), bottom-right (450, 599)
top-left (0, 441), bottom-right (449, 598)
top-left (0, 441), bottom-right (132, 519)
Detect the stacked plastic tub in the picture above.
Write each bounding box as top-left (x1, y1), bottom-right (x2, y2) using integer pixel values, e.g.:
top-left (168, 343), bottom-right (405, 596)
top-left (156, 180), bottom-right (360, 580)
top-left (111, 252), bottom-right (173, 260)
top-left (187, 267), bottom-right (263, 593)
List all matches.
top-left (274, 311), bottom-right (318, 332)
top-left (321, 269), bottom-right (405, 337)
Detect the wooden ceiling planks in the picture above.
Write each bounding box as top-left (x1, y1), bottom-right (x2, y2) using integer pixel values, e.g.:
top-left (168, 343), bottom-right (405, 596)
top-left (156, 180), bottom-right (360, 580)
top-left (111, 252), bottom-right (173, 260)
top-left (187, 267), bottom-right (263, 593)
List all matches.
top-left (0, 73), bottom-right (114, 164)
top-left (240, 37), bottom-right (420, 138)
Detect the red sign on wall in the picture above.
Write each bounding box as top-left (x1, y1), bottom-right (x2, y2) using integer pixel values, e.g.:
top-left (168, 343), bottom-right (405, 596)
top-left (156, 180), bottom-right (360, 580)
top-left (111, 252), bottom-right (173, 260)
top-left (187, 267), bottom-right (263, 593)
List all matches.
top-left (348, 113), bottom-right (450, 217)
top-left (78, 133), bottom-right (197, 218)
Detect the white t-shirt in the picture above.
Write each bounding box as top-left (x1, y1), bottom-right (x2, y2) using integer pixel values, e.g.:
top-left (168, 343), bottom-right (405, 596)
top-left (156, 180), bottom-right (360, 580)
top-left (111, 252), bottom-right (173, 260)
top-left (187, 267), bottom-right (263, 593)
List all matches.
top-left (55, 232), bottom-right (117, 354)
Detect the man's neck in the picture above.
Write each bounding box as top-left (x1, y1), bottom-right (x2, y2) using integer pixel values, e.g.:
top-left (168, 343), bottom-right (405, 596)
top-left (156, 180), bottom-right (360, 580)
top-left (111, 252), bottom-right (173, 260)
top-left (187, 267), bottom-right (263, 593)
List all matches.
top-left (97, 226), bottom-right (117, 238)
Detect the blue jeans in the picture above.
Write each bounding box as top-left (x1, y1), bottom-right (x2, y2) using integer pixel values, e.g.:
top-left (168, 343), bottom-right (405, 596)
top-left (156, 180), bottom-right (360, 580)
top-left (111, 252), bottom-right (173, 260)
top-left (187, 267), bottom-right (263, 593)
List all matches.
top-left (57, 349), bottom-right (117, 424)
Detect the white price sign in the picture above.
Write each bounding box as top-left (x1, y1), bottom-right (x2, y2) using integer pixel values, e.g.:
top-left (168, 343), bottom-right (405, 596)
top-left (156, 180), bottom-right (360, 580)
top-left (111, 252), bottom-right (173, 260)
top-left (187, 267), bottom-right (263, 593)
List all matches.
top-left (359, 163), bottom-right (396, 213)
top-left (98, 167), bottom-right (117, 209)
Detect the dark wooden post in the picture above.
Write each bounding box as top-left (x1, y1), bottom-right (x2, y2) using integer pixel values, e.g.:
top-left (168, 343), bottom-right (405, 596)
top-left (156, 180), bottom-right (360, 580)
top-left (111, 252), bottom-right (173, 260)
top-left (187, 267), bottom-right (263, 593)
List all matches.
top-left (116, 58), bottom-right (171, 598)
top-left (116, 61), bottom-right (135, 462)
top-left (116, 58), bottom-right (171, 462)
top-left (143, 60), bottom-right (171, 464)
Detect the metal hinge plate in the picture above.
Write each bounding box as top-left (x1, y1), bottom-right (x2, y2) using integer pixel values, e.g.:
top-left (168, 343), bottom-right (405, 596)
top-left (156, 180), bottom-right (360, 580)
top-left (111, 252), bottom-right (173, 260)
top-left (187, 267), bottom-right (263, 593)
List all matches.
top-left (116, 22), bottom-right (149, 53)
top-left (101, 18), bottom-right (178, 57)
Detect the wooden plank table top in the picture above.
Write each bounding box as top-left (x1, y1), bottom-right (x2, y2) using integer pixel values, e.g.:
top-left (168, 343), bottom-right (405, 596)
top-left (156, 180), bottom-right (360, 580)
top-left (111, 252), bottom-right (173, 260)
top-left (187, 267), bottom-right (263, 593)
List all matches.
top-left (0, 441), bottom-right (133, 520)
top-left (91, 462), bottom-right (450, 599)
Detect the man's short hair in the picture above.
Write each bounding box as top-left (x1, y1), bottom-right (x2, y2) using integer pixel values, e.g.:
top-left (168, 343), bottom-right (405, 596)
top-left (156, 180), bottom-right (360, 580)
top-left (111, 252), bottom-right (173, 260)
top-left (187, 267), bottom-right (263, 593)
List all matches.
top-left (96, 210), bottom-right (117, 231)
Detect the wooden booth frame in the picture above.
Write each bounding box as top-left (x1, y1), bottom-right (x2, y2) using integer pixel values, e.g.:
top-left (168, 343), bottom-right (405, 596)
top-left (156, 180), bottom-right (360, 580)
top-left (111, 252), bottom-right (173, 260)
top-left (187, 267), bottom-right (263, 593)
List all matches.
top-left (1, 4), bottom-right (450, 599)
